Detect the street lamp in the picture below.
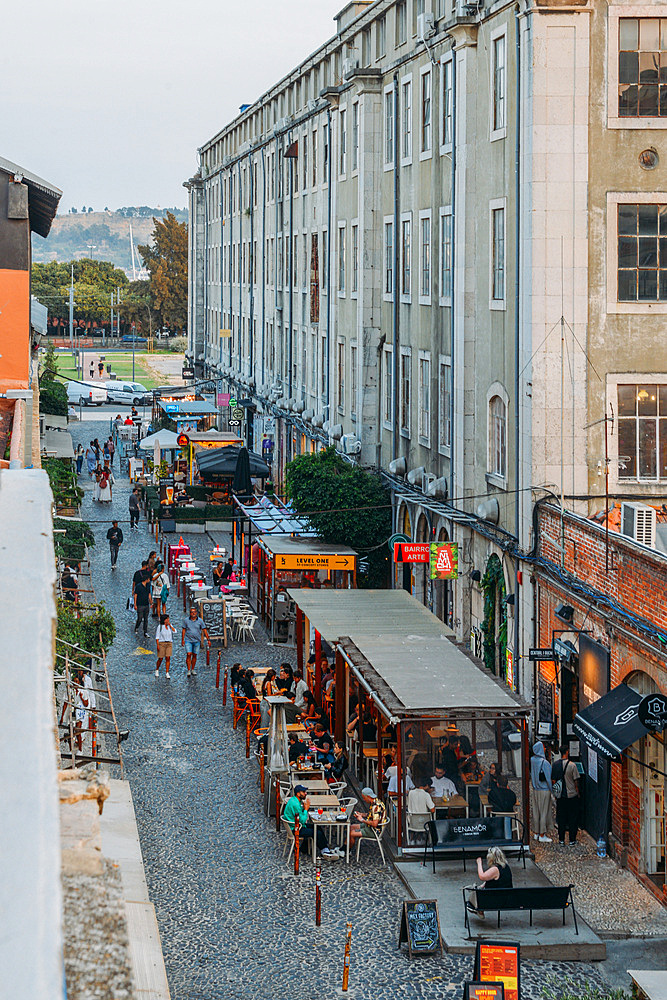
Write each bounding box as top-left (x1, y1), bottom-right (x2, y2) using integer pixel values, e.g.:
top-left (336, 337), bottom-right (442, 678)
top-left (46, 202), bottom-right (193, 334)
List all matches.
top-left (86, 244), bottom-right (97, 259)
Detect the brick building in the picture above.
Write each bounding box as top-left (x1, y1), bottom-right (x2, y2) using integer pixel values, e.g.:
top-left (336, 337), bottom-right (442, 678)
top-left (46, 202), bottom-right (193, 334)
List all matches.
top-left (534, 501), bottom-right (667, 901)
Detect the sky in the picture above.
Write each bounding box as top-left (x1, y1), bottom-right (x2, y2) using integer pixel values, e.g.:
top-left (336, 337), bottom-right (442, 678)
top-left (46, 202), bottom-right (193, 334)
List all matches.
top-left (3, 0), bottom-right (338, 214)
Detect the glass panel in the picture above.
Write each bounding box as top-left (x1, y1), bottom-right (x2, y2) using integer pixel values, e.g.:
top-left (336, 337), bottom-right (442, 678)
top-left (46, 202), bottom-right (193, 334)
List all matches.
top-left (639, 52), bottom-right (660, 82)
top-left (619, 51), bottom-right (639, 84)
top-left (617, 384), bottom-right (637, 416)
top-left (638, 204), bottom-right (658, 234)
top-left (639, 85), bottom-right (659, 116)
top-left (620, 18), bottom-right (638, 50)
top-left (662, 18), bottom-right (667, 50)
top-left (618, 236), bottom-right (637, 268)
top-left (660, 54), bottom-right (667, 84)
top-left (660, 84), bottom-right (667, 115)
top-left (638, 269), bottom-right (658, 299)
top-left (639, 237), bottom-right (658, 266)
top-left (618, 204), bottom-right (637, 234)
top-left (639, 418), bottom-right (657, 477)
top-left (619, 85), bottom-right (638, 116)
top-left (618, 269), bottom-right (637, 300)
top-left (638, 385), bottom-right (658, 415)
top-left (660, 417), bottom-right (667, 478)
top-left (660, 270), bottom-right (667, 300)
top-left (660, 238), bottom-right (667, 266)
top-left (618, 419), bottom-right (637, 478)
top-left (640, 19), bottom-right (660, 51)
top-left (660, 386), bottom-right (667, 415)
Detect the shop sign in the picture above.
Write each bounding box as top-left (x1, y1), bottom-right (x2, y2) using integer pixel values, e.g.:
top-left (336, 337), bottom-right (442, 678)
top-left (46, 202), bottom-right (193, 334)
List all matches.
top-left (181, 367), bottom-right (194, 379)
top-left (232, 407), bottom-right (245, 421)
top-left (465, 985), bottom-right (505, 1000)
top-left (429, 542), bottom-right (459, 580)
top-left (229, 397), bottom-right (237, 408)
top-left (164, 403), bottom-right (179, 414)
top-left (474, 941), bottom-right (520, 1000)
top-left (394, 542), bottom-right (430, 563)
top-left (505, 647), bottom-right (515, 690)
top-left (638, 693), bottom-right (667, 733)
top-left (529, 648), bottom-right (554, 661)
top-left (217, 392), bottom-right (231, 407)
top-left (275, 553), bottom-right (355, 571)
top-left (388, 532), bottom-right (410, 553)
top-left (176, 433), bottom-right (190, 447)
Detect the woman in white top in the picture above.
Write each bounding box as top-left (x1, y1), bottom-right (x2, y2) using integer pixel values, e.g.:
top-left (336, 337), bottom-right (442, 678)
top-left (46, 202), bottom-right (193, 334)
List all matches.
top-left (151, 564), bottom-right (170, 618)
top-left (155, 614), bottom-right (176, 677)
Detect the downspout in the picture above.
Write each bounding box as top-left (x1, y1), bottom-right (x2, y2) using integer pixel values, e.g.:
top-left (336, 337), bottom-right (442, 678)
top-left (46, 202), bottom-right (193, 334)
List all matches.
top-left (261, 146), bottom-right (266, 388)
top-left (392, 71), bottom-right (400, 462)
top-left (219, 175), bottom-right (223, 367)
top-left (238, 160), bottom-right (243, 374)
top-left (249, 150), bottom-right (255, 381)
top-left (203, 179), bottom-right (209, 368)
top-left (229, 166), bottom-right (234, 369)
top-left (274, 137), bottom-right (280, 383)
top-left (514, 5), bottom-right (522, 692)
top-left (288, 130), bottom-right (294, 400)
top-left (326, 107), bottom-right (333, 418)
top-left (448, 51), bottom-right (457, 504)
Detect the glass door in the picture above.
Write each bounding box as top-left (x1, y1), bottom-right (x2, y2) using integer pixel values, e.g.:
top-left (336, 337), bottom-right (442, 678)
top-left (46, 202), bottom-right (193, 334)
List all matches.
top-left (643, 735), bottom-right (666, 888)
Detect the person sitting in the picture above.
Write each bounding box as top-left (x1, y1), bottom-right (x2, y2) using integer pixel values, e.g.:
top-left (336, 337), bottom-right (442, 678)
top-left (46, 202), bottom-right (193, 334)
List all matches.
top-left (386, 764), bottom-right (415, 795)
top-left (240, 669), bottom-right (257, 700)
top-left (437, 737), bottom-right (462, 790)
top-left (467, 847), bottom-right (513, 919)
top-left (323, 741), bottom-right (348, 783)
top-left (230, 662), bottom-right (244, 692)
top-left (349, 787), bottom-right (387, 850)
top-left (282, 785), bottom-right (339, 858)
top-left (212, 561), bottom-right (225, 591)
top-left (488, 773), bottom-right (517, 814)
top-left (221, 556), bottom-right (234, 581)
top-left (316, 737), bottom-right (336, 769)
top-left (311, 721), bottom-right (333, 750)
top-left (288, 732), bottom-right (310, 764)
top-left (430, 765), bottom-right (457, 800)
top-left (276, 662), bottom-right (294, 695)
top-left (479, 761), bottom-right (500, 795)
top-left (407, 780), bottom-right (436, 818)
top-left (293, 669), bottom-right (309, 712)
top-left (61, 566), bottom-right (79, 603)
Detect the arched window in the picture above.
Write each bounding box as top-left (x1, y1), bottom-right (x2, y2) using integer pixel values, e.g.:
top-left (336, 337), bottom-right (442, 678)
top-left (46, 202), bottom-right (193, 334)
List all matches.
top-left (488, 395), bottom-right (506, 478)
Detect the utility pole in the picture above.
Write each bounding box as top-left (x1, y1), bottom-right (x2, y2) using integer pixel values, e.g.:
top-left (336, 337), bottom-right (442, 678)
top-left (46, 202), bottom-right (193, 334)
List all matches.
top-left (69, 266), bottom-right (74, 350)
top-left (110, 291), bottom-right (114, 348)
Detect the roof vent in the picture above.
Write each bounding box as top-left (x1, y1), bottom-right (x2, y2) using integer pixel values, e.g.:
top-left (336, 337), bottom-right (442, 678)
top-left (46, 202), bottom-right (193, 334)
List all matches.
top-left (621, 502), bottom-right (656, 549)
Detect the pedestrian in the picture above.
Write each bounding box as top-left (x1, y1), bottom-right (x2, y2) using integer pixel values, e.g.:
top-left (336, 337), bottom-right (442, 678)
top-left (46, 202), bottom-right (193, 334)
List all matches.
top-left (552, 744), bottom-right (580, 846)
top-left (151, 563), bottom-right (170, 618)
top-left (93, 466), bottom-right (102, 501)
top-left (107, 436), bottom-right (115, 467)
top-left (98, 361), bottom-right (104, 378)
top-left (155, 614), bottom-right (176, 678)
top-left (147, 550), bottom-right (158, 573)
top-left (106, 520), bottom-right (123, 569)
top-left (98, 467), bottom-right (113, 503)
top-left (134, 569), bottom-right (152, 638)
top-left (530, 741), bottom-right (553, 842)
top-left (75, 443), bottom-right (84, 476)
top-left (129, 488), bottom-right (141, 530)
top-left (85, 443), bottom-right (96, 478)
top-left (93, 438), bottom-right (101, 463)
top-left (89, 361), bottom-right (95, 379)
top-left (103, 440), bottom-right (111, 468)
top-left (181, 606), bottom-right (210, 677)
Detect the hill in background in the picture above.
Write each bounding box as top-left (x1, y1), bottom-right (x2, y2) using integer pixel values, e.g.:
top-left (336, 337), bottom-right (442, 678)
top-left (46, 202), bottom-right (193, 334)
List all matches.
top-left (32, 207), bottom-right (188, 276)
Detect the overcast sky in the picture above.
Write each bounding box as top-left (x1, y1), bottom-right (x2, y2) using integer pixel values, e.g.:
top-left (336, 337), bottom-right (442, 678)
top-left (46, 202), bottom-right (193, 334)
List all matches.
top-left (4, 0), bottom-right (337, 213)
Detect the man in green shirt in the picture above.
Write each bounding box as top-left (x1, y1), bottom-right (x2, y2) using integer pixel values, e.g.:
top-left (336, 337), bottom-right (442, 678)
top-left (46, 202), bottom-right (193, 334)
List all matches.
top-left (283, 785), bottom-right (337, 857)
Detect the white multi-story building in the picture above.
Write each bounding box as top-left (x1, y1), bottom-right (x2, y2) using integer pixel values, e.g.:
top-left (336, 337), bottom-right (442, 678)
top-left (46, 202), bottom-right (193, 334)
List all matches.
top-left (186, 0), bottom-right (667, 711)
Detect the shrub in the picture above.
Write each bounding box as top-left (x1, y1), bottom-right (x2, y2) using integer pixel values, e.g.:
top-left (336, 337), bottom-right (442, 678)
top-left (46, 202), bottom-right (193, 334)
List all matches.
top-left (169, 336), bottom-right (187, 352)
top-left (541, 977), bottom-right (630, 1000)
top-left (53, 517), bottom-right (95, 563)
top-left (39, 380), bottom-right (68, 416)
top-left (57, 602), bottom-right (116, 659)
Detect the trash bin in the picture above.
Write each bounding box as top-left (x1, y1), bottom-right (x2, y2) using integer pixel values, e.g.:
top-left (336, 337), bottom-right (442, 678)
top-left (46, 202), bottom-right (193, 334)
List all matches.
top-left (507, 732), bottom-right (523, 776)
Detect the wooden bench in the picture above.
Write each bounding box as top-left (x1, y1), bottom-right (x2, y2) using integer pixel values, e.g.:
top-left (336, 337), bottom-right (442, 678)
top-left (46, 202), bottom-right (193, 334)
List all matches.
top-left (424, 815), bottom-right (527, 873)
top-left (463, 883), bottom-right (578, 936)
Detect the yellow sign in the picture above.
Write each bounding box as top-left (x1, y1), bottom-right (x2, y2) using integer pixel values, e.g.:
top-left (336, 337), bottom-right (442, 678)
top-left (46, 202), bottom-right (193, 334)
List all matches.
top-left (275, 553), bottom-right (355, 571)
top-left (220, 328), bottom-right (232, 338)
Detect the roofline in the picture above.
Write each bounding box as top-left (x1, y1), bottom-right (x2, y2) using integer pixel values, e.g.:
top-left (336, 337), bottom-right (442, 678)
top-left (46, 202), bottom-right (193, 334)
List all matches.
top-left (0, 156), bottom-right (62, 201)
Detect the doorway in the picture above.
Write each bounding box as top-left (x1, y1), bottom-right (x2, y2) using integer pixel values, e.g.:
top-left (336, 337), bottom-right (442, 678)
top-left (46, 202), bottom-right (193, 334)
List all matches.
top-left (643, 734), bottom-right (666, 889)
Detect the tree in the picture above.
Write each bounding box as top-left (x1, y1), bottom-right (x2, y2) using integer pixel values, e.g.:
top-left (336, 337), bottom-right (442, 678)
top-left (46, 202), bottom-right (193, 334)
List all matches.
top-left (138, 211), bottom-right (188, 331)
top-left (285, 447), bottom-right (392, 588)
top-left (32, 259), bottom-right (129, 325)
top-left (39, 341), bottom-right (67, 414)
top-left (118, 279), bottom-right (155, 335)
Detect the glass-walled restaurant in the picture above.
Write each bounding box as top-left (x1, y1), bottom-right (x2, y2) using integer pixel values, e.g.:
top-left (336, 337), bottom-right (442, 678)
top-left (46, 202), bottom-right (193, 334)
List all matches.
top-left (288, 588), bottom-right (531, 854)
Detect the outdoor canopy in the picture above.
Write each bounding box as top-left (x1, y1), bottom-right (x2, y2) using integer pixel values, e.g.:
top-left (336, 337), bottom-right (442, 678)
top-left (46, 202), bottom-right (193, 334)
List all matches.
top-left (573, 683), bottom-right (651, 760)
top-left (137, 429), bottom-right (180, 451)
top-left (196, 446), bottom-right (270, 480)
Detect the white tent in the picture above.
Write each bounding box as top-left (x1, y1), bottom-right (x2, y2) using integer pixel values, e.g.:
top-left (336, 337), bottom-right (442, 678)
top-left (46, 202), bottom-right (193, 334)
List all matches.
top-left (137, 429), bottom-right (180, 451)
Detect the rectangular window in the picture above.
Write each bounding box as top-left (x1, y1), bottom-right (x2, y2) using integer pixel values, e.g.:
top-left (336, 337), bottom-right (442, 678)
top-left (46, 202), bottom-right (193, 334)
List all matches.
top-left (311, 331), bottom-right (318, 391)
top-left (292, 329), bottom-right (298, 388)
top-left (322, 229), bottom-right (328, 292)
top-left (312, 128), bottom-right (318, 187)
top-left (323, 123), bottom-right (329, 179)
top-left (383, 345), bottom-right (393, 425)
top-left (352, 224), bottom-right (359, 293)
top-left (396, 0), bottom-right (407, 45)
top-left (303, 234), bottom-right (308, 290)
top-left (385, 88), bottom-right (395, 165)
top-left (351, 343), bottom-right (358, 417)
top-left (339, 108), bottom-right (347, 175)
top-left (491, 206), bottom-right (505, 303)
top-left (321, 333), bottom-right (327, 395)
top-left (421, 69), bottom-right (432, 153)
top-left (352, 103), bottom-right (359, 172)
top-left (617, 203), bottom-right (667, 301)
top-left (310, 233), bottom-right (320, 324)
top-left (420, 214), bottom-right (431, 300)
top-left (489, 396), bottom-right (507, 478)
top-left (438, 357), bottom-right (452, 452)
top-left (618, 383), bottom-right (667, 479)
top-left (303, 132), bottom-right (308, 189)
top-left (440, 209), bottom-right (453, 301)
top-left (400, 349), bottom-right (411, 434)
top-left (337, 340), bottom-right (345, 410)
top-left (618, 17), bottom-right (667, 118)
top-left (384, 221), bottom-right (394, 296)
top-left (492, 33), bottom-right (506, 135)
top-left (401, 217), bottom-right (411, 298)
top-left (377, 15), bottom-right (386, 58)
top-left (401, 79), bottom-right (412, 162)
top-left (338, 224), bottom-right (346, 293)
top-left (418, 353), bottom-right (431, 443)
top-left (442, 58), bottom-right (453, 147)
top-left (362, 28), bottom-right (371, 66)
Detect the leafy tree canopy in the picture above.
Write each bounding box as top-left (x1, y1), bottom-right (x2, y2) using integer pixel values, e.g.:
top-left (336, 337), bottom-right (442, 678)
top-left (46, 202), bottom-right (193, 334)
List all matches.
top-left (285, 447), bottom-right (391, 588)
top-left (32, 259), bottom-right (129, 324)
top-left (138, 211), bottom-right (188, 332)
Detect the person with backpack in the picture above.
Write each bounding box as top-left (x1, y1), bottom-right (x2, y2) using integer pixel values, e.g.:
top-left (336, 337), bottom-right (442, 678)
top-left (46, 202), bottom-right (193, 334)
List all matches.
top-left (552, 744), bottom-right (580, 846)
top-left (530, 741), bottom-right (553, 842)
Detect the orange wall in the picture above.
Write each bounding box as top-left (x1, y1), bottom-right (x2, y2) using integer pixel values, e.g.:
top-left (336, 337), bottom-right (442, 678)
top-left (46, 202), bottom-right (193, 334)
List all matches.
top-left (0, 268), bottom-right (30, 389)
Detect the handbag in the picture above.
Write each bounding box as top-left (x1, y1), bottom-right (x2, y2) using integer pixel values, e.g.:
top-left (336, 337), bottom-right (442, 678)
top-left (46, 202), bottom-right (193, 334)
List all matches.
top-left (161, 583), bottom-right (169, 603)
top-left (552, 759), bottom-right (564, 799)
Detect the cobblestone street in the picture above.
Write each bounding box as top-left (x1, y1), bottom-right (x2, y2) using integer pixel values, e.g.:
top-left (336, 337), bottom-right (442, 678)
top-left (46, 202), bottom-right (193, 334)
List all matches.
top-left (72, 419), bottom-right (607, 1000)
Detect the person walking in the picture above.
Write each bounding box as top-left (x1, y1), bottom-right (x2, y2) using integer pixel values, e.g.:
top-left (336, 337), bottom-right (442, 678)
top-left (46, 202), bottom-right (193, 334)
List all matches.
top-left (75, 443), bottom-right (84, 476)
top-left (107, 435), bottom-right (115, 468)
top-left (552, 745), bottom-right (580, 846)
top-left (181, 606), bottom-right (210, 677)
top-left (103, 440), bottom-right (111, 469)
top-left (106, 520), bottom-right (123, 569)
top-left (151, 563), bottom-right (170, 618)
top-left (129, 488), bottom-right (141, 530)
top-left (530, 741), bottom-right (553, 842)
top-left (85, 443), bottom-right (96, 478)
top-left (98, 467), bottom-right (113, 503)
top-left (92, 466), bottom-right (102, 502)
top-left (134, 569), bottom-right (152, 638)
top-left (155, 614), bottom-right (176, 678)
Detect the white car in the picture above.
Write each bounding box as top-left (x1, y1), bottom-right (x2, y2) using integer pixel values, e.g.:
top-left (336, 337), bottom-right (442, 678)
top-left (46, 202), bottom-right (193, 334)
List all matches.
top-left (105, 380), bottom-right (151, 405)
top-left (67, 380), bottom-right (107, 406)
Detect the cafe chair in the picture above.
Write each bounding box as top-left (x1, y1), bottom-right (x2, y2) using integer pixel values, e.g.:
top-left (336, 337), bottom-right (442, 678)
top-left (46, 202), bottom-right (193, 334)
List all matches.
top-left (281, 818), bottom-right (296, 864)
top-left (406, 811), bottom-right (432, 845)
top-left (328, 781), bottom-right (347, 799)
top-left (355, 817), bottom-right (390, 866)
top-left (238, 614), bottom-right (258, 643)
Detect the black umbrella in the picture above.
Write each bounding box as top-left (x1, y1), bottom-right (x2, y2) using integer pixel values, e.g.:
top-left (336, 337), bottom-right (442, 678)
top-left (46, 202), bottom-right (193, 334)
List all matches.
top-left (233, 446), bottom-right (253, 500)
top-left (195, 446), bottom-right (270, 480)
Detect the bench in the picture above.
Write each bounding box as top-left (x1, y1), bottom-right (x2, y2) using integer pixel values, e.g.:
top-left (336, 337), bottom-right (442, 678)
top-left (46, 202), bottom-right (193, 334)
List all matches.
top-left (423, 815), bottom-right (526, 873)
top-left (463, 884), bottom-right (578, 936)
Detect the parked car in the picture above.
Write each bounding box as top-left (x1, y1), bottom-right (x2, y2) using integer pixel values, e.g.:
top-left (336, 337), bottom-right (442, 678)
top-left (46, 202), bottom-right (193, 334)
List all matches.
top-left (66, 380), bottom-right (107, 406)
top-left (121, 334), bottom-right (148, 344)
top-left (105, 380), bottom-right (151, 405)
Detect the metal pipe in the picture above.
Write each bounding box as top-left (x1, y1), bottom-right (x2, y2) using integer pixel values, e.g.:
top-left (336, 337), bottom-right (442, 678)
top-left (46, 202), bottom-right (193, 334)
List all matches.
top-left (238, 160), bottom-right (243, 373)
top-left (449, 49), bottom-right (457, 505)
top-left (326, 107), bottom-right (333, 417)
top-left (514, 6), bottom-right (522, 692)
top-left (392, 71), bottom-right (400, 462)
top-left (249, 151), bottom-right (255, 381)
top-left (261, 146), bottom-right (267, 388)
top-left (288, 131), bottom-right (294, 399)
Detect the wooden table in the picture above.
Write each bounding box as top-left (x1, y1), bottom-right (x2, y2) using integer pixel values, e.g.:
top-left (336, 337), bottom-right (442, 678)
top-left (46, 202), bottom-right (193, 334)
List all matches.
top-left (285, 724), bottom-right (308, 735)
top-left (434, 793), bottom-right (468, 817)
top-left (298, 779), bottom-right (329, 793)
top-left (308, 794), bottom-right (340, 808)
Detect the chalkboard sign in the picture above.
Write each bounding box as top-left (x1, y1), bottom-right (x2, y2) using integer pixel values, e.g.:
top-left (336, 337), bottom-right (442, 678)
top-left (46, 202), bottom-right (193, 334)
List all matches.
top-left (197, 599), bottom-right (227, 642)
top-left (398, 900), bottom-right (441, 957)
top-left (538, 674), bottom-right (554, 725)
top-left (465, 983), bottom-right (505, 1000)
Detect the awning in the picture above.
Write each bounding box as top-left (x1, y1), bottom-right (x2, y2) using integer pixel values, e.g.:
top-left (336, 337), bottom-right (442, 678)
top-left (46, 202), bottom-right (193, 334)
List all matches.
top-left (137, 429), bottom-right (180, 451)
top-left (195, 446), bottom-right (270, 479)
top-left (573, 684), bottom-right (651, 761)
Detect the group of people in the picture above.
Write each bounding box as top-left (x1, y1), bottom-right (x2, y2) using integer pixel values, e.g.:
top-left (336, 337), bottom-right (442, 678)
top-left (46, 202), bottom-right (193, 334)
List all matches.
top-left (282, 785), bottom-right (387, 861)
top-left (530, 741), bottom-right (580, 846)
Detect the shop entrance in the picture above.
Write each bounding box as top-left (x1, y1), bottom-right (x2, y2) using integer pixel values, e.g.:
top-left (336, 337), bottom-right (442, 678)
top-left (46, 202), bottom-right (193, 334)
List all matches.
top-left (643, 734), bottom-right (666, 889)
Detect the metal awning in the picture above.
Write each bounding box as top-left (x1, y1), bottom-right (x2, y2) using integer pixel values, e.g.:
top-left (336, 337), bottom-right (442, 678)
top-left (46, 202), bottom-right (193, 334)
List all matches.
top-left (573, 684), bottom-right (651, 761)
top-left (0, 156), bottom-right (61, 237)
top-left (286, 588), bottom-right (526, 718)
top-left (41, 429), bottom-right (74, 460)
top-left (237, 495), bottom-right (317, 536)
top-left (158, 400), bottom-right (216, 415)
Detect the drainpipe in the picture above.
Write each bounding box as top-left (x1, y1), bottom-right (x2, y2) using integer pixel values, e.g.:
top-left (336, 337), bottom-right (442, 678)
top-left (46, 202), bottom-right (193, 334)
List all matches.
top-left (229, 165), bottom-right (234, 369)
top-left (392, 71), bottom-right (400, 462)
top-left (514, 5), bottom-right (522, 692)
top-left (249, 150), bottom-right (255, 381)
top-left (326, 107), bottom-right (333, 417)
top-left (261, 146), bottom-right (266, 388)
top-left (238, 160), bottom-right (243, 373)
top-left (449, 53), bottom-right (457, 504)
top-left (288, 130), bottom-right (294, 400)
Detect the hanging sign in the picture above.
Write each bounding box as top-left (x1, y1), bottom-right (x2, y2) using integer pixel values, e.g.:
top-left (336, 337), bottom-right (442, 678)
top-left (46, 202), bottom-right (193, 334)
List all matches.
top-left (388, 532), bottom-right (410, 553)
top-left (217, 391), bottom-right (231, 407)
top-left (274, 553), bottom-right (355, 571)
top-left (394, 542), bottom-right (430, 563)
top-left (638, 693), bottom-right (667, 732)
top-left (177, 433), bottom-right (190, 447)
top-left (232, 407), bottom-right (245, 421)
top-left (429, 542), bottom-right (459, 580)
top-left (181, 367), bottom-right (194, 379)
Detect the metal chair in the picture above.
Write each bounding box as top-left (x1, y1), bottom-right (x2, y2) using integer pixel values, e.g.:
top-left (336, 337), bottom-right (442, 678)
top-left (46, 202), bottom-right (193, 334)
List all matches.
top-left (355, 817), bottom-right (390, 866)
top-left (328, 781), bottom-right (347, 798)
top-left (281, 818), bottom-right (295, 864)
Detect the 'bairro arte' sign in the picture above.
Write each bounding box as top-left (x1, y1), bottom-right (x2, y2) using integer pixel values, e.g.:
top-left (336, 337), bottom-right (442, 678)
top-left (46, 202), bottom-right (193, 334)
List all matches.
top-left (393, 542), bottom-right (459, 580)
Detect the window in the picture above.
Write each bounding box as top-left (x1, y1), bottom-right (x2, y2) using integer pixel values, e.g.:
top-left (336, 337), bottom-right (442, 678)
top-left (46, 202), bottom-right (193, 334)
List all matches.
top-left (384, 220), bottom-right (394, 296)
top-left (438, 357), bottom-right (452, 452)
top-left (323, 122), bottom-right (330, 178)
top-left (617, 203), bottom-right (667, 301)
top-left (293, 234), bottom-right (298, 289)
top-left (337, 340), bottom-right (345, 410)
top-left (491, 32), bottom-right (507, 136)
top-left (352, 224), bottom-right (359, 294)
top-left (420, 213), bottom-right (431, 300)
top-left (421, 69), bottom-right (432, 154)
top-left (618, 17), bottom-right (667, 118)
top-left (339, 108), bottom-right (347, 175)
top-left (418, 352), bottom-right (431, 443)
top-left (396, 1), bottom-right (407, 45)
top-left (322, 229), bottom-right (328, 291)
top-left (338, 224), bottom-right (346, 293)
top-left (362, 28), bottom-right (371, 66)
top-left (312, 128), bottom-right (318, 187)
top-left (351, 343), bottom-right (358, 417)
top-left (401, 78), bottom-right (412, 162)
top-left (352, 102), bottom-right (359, 172)
top-left (491, 203), bottom-right (506, 305)
top-left (401, 217), bottom-right (411, 298)
top-left (303, 132), bottom-right (308, 189)
top-left (439, 208), bottom-right (453, 302)
top-left (384, 87), bottom-right (395, 166)
top-left (442, 57), bottom-right (453, 147)
top-left (383, 346), bottom-right (393, 425)
top-left (618, 383), bottom-right (667, 479)
top-left (400, 348), bottom-right (411, 435)
top-left (414, 0), bottom-right (425, 34)
top-left (377, 14), bottom-right (386, 58)
top-left (488, 395), bottom-right (507, 478)
top-left (321, 333), bottom-right (327, 394)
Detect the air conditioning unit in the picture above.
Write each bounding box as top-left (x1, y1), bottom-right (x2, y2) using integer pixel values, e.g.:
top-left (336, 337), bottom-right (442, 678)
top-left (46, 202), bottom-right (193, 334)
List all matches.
top-left (307, 99), bottom-right (318, 113)
top-left (389, 456), bottom-right (407, 476)
top-left (340, 433), bottom-right (362, 455)
top-left (407, 465), bottom-right (425, 486)
top-left (422, 472), bottom-right (436, 494)
top-left (329, 423), bottom-right (343, 441)
top-left (476, 497), bottom-right (500, 524)
top-left (312, 412), bottom-right (324, 428)
top-left (621, 502), bottom-right (656, 549)
top-left (427, 476), bottom-right (448, 499)
top-left (343, 56), bottom-right (358, 78)
top-left (417, 11), bottom-right (436, 39)
top-left (302, 409), bottom-right (314, 422)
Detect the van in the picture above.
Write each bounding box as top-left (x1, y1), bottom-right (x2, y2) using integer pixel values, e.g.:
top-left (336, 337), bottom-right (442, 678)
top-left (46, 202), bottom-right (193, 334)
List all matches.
top-left (105, 381), bottom-right (151, 405)
top-left (67, 380), bottom-right (107, 406)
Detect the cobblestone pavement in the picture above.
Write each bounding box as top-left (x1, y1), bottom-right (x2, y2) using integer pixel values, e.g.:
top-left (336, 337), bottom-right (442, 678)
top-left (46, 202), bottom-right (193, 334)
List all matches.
top-left (71, 419), bottom-right (608, 1000)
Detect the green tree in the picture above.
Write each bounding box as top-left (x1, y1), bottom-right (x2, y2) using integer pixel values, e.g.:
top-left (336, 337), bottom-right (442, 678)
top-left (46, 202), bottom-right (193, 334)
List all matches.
top-left (32, 259), bottom-right (129, 326)
top-left (138, 211), bottom-right (188, 331)
top-left (118, 279), bottom-right (155, 335)
top-left (285, 448), bottom-right (392, 588)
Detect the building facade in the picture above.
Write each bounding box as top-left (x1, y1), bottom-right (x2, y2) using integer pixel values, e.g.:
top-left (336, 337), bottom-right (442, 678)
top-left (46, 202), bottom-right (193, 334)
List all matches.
top-left (186, 0), bottom-right (667, 713)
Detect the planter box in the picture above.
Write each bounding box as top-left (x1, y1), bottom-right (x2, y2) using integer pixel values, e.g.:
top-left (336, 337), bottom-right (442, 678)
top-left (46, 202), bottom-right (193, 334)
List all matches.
top-left (160, 519), bottom-right (176, 533)
top-left (206, 520), bottom-right (234, 532)
top-left (175, 522), bottom-right (205, 534)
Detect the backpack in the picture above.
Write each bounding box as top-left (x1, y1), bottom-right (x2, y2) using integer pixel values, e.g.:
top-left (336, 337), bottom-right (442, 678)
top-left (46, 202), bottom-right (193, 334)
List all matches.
top-left (551, 759), bottom-right (565, 799)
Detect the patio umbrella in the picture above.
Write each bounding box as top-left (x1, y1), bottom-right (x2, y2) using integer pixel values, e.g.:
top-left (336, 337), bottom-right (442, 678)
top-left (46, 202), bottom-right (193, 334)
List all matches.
top-left (195, 446), bottom-right (270, 480)
top-left (137, 429), bottom-right (180, 451)
top-left (233, 445), bottom-right (253, 501)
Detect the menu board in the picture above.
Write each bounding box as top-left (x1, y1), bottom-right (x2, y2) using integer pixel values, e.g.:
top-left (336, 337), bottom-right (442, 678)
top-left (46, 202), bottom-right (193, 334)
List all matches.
top-left (465, 984), bottom-right (505, 1000)
top-left (474, 942), bottom-right (520, 1000)
top-left (398, 900), bottom-right (441, 957)
top-left (198, 599), bottom-right (226, 638)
